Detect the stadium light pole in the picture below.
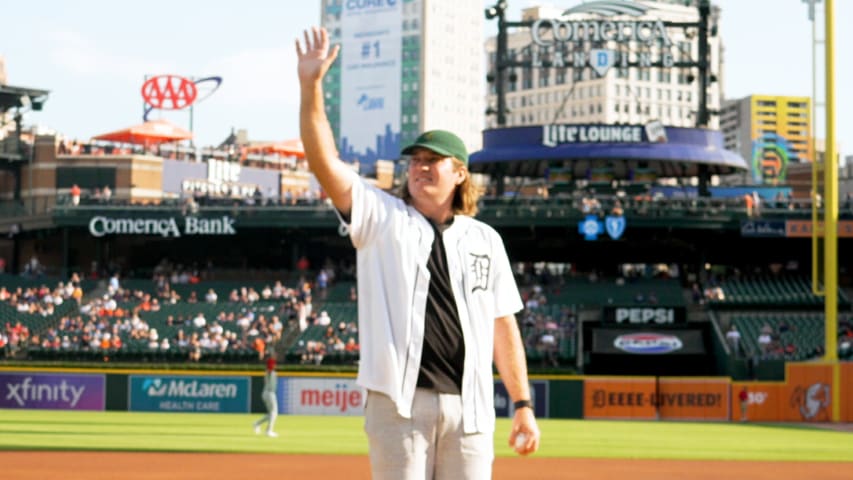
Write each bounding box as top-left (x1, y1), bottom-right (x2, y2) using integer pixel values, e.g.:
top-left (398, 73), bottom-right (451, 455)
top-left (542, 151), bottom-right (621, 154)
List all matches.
top-left (821, 0), bottom-right (839, 423)
top-left (804, 0), bottom-right (824, 297)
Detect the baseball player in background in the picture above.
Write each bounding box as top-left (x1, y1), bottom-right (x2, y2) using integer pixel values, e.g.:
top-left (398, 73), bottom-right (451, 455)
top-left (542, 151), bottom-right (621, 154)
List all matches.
top-left (297, 27), bottom-right (540, 480)
top-left (253, 351), bottom-right (279, 437)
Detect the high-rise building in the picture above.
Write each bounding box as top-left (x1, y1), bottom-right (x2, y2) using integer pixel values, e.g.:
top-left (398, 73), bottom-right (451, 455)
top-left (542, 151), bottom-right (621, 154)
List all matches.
top-left (321, 0), bottom-right (484, 171)
top-left (720, 94), bottom-right (812, 184)
top-left (484, 1), bottom-right (723, 130)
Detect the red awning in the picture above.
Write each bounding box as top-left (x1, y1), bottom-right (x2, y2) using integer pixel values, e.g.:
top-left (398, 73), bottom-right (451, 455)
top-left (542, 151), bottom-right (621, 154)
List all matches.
top-left (246, 138), bottom-right (304, 158)
top-left (92, 119), bottom-right (193, 146)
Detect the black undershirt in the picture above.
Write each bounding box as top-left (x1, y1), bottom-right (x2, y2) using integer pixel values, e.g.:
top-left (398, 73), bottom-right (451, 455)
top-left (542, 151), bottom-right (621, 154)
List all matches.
top-left (416, 220), bottom-right (465, 394)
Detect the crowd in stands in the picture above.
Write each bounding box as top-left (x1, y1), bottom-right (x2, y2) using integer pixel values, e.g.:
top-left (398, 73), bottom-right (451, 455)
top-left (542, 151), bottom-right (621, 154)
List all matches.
top-left (3, 256), bottom-right (852, 368)
top-left (0, 272), bottom-right (85, 358)
top-left (0, 258), bottom-right (362, 363)
top-left (518, 283), bottom-right (576, 367)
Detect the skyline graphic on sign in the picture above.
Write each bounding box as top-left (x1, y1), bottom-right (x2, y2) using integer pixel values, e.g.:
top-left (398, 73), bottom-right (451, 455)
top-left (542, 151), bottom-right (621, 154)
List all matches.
top-left (339, 1), bottom-right (402, 171)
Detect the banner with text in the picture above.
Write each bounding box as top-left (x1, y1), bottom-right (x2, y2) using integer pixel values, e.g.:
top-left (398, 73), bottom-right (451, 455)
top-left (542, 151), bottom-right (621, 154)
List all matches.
top-left (785, 220), bottom-right (853, 238)
top-left (129, 375), bottom-right (250, 413)
top-left (732, 363), bottom-right (835, 422)
top-left (340, 0), bottom-right (402, 167)
top-left (584, 377), bottom-right (729, 420)
top-left (0, 373), bottom-right (105, 411)
top-left (279, 377), bottom-right (364, 416)
top-left (601, 306), bottom-right (687, 325)
top-left (592, 329), bottom-right (705, 355)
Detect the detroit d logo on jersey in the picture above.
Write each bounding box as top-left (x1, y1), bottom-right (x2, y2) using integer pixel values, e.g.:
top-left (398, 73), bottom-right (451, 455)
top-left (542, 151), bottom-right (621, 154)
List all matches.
top-left (468, 253), bottom-right (491, 293)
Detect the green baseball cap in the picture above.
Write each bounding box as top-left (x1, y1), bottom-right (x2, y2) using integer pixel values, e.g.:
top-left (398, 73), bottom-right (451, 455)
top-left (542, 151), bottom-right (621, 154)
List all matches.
top-left (401, 130), bottom-right (469, 165)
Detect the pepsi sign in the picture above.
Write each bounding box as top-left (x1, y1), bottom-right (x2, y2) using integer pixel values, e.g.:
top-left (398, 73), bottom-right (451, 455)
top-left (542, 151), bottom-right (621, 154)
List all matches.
top-left (614, 333), bottom-right (683, 354)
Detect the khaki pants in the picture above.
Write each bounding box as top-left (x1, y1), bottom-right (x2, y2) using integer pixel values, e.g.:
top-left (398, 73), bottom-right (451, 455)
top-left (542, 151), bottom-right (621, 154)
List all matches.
top-left (365, 388), bottom-right (493, 480)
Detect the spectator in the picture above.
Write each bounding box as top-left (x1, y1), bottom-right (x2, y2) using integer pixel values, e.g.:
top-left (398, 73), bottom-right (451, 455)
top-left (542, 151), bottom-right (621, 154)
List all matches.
top-left (744, 192), bottom-right (754, 217)
top-left (316, 269), bottom-right (329, 299)
top-left (108, 273), bottom-right (120, 293)
top-left (192, 312), bottom-right (207, 329)
top-left (726, 325), bottom-right (741, 356)
top-left (752, 191), bottom-right (761, 217)
top-left (757, 331), bottom-right (772, 353)
top-left (70, 184), bottom-right (81, 206)
top-left (205, 289), bottom-right (218, 304)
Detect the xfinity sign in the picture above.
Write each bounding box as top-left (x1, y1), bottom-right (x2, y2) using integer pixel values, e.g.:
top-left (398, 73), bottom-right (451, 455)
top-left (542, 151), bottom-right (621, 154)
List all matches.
top-left (0, 373), bottom-right (105, 410)
top-left (89, 216), bottom-right (236, 238)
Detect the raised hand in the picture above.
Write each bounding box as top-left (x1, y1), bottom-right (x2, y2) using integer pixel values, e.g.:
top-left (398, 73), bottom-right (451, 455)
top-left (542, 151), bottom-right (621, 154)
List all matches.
top-left (296, 27), bottom-right (340, 85)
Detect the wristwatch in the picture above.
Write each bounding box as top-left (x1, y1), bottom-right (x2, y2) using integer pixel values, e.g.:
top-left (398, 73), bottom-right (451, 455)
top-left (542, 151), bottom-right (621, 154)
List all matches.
top-left (513, 399), bottom-right (533, 411)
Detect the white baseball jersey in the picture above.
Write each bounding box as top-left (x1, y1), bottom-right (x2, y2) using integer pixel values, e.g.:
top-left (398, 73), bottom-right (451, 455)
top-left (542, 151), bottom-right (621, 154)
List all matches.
top-left (338, 171), bottom-right (523, 434)
top-left (263, 370), bottom-right (276, 395)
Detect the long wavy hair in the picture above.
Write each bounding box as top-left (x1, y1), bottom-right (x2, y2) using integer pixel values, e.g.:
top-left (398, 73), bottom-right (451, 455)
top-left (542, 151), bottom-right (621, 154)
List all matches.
top-left (399, 157), bottom-right (483, 216)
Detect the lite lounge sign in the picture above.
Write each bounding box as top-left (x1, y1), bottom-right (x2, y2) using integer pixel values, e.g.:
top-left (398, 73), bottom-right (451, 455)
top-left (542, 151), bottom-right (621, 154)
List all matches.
top-left (89, 216), bottom-right (236, 238)
top-left (528, 1), bottom-right (675, 75)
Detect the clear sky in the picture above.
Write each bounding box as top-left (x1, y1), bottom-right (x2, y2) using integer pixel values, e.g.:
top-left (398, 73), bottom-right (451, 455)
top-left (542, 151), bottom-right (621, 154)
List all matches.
top-left (1, 0), bottom-right (850, 158)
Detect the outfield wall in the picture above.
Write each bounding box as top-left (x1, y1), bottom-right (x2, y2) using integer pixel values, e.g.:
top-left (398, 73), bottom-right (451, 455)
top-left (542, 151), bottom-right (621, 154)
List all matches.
top-left (1, 364), bottom-right (850, 422)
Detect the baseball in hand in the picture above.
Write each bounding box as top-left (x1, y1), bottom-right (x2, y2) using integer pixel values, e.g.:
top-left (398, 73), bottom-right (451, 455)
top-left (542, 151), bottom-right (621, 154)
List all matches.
top-left (514, 433), bottom-right (528, 450)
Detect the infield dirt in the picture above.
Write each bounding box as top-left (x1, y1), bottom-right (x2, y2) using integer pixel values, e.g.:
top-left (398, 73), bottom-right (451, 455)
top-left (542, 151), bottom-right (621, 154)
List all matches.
top-left (3, 451), bottom-right (851, 479)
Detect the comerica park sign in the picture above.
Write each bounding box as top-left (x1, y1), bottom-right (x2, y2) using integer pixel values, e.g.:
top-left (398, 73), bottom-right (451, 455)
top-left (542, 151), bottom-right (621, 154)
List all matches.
top-left (88, 216), bottom-right (236, 238)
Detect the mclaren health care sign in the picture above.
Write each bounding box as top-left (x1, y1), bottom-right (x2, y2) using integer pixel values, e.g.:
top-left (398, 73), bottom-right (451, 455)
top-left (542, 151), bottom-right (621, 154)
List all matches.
top-left (340, 0), bottom-right (402, 163)
top-left (129, 375), bottom-right (250, 413)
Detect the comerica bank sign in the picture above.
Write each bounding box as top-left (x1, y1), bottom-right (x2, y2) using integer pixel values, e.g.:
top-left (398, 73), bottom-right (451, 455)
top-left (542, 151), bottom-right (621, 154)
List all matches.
top-left (88, 216), bottom-right (237, 238)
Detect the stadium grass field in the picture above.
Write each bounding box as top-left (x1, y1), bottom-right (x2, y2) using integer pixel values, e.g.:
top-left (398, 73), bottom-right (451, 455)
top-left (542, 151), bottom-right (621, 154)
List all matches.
top-left (1, 409), bottom-right (852, 462)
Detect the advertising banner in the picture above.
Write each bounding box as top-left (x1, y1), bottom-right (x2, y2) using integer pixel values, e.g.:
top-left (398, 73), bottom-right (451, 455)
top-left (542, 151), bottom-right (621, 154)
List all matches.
top-left (494, 380), bottom-right (549, 418)
top-left (843, 363), bottom-right (853, 422)
top-left (740, 220), bottom-right (787, 238)
top-left (785, 220), bottom-right (853, 238)
top-left (601, 306), bottom-right (686, 325)
top-left (656, 378), bottom-right (728, 420)
top-left (340, 0), bottom-right (402, 167)
top-left (129, 375), bottom-right (249, 413)
top-left (276, 377), bottom-right (552, 418)
top-left (279, 377), bottom-right (364, 416)
top-left (0, 373), bottom-right (105, 411)
top-left (733, 363), bottom-right (834, 422)
top-left (592, 329), bottom-right (705, 355)
top-left (584, 377), bottom-right (656, 419)
top-left (584, 377), bottom-right (729, 420)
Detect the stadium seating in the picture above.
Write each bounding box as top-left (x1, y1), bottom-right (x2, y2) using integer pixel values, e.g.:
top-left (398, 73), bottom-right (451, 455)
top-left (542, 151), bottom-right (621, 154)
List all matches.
top-left (728, 312), bottom-right (853, 361)
top-left (547, 277), bottom-right (685, 308)
top-left (285, 302), bottom-right (359, 365)
top-left (709, 275), bottom-right (851, 308)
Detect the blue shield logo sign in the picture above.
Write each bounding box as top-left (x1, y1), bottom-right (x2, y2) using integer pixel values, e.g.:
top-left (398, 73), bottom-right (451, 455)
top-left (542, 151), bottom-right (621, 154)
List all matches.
top-left (589, 49), bottom-right (615, 77)
top-left (605, 215), bottom-right (626, 240)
